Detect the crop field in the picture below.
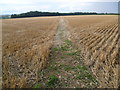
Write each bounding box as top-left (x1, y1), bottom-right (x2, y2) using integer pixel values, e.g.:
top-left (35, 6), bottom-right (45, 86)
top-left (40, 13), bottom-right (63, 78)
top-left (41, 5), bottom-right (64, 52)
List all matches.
top-left (2, 15), bottom-right (119, 88)
top-left (64, 15), bottom-right (119, 88)
top-left (2, 17), bottom-right (59, 87)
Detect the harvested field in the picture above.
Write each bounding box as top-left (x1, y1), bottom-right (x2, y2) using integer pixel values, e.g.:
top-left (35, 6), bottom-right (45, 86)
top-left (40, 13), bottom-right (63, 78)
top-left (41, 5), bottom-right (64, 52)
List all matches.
top-left (2, 17), bottom-right (59, 88)
top-left (2, 15), bottom-right (119, 88)
top-left (64, 15), bottom-right (119, 88)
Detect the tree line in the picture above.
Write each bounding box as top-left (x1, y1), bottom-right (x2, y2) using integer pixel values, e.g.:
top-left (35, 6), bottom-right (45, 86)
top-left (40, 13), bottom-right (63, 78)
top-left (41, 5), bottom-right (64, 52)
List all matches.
top-left (11, 11), bottom-right (98, 18)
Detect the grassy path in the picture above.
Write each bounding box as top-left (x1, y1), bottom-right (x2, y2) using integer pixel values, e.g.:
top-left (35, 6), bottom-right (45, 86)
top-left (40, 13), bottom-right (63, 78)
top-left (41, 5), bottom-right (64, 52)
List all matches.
top-left (33, 18), bottom-right (98, 88)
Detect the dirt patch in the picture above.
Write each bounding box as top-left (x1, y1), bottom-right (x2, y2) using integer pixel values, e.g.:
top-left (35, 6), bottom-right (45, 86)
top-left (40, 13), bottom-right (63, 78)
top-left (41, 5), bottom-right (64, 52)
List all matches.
top-left (53, 18), bottom-right (71, 47)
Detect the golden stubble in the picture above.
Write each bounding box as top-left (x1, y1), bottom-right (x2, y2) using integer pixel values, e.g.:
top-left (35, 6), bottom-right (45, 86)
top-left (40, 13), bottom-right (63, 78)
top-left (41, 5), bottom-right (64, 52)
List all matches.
top-left (64, 15), bottom-right (119, 88)
top-left (2, 17), bottom-right (59, 88)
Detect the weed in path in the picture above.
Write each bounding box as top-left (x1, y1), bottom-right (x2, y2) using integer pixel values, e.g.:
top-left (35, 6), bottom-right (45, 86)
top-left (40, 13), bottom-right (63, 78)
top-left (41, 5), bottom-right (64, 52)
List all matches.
top-left (64, 40), bottom-right (72, 46)
top-left (53, 46), bottom-right (69, 52)
top-left (33, 83), bottom-right (43, 88)
top-left (60, 56), bottom-right (65, 59)
top-left (76, 65), bottom-right (98, 83)
top-left (46, 75), bottom-right (59, 88)
top-left (63, 65), bottom-right (74, 71)
top-left (48, 66), bottom-right (58, 71)
top-left (53, 47), bottom-right (60, 51)
top-left (53, 40), bottom-right (73, 52)
top-left (65, 52), bottom-right (78, 56)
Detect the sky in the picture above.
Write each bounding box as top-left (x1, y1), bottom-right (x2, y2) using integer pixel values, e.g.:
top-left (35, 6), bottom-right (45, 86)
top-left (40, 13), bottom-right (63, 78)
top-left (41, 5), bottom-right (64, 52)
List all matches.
top-left (0, 0), bottom-right (119, 15)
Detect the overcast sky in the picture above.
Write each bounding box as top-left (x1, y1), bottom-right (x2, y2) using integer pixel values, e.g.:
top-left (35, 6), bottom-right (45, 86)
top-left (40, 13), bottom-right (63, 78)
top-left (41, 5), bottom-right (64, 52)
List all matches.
top-left (0, 0), bottom-right (119, 15)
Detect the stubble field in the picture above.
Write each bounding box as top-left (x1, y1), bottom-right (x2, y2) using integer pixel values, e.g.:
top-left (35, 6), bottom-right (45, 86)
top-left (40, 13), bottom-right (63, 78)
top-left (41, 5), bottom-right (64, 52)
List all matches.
top-left (64, 15), bottom-right (119, 88)
top-left (2, 17), bottom-right (59, 87)
top-left (2, 15), bottom-right (119, 88)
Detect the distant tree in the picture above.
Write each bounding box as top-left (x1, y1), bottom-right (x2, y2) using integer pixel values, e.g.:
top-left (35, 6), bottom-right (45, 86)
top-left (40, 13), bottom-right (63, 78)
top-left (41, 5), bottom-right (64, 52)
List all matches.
top-left (11, 11), bottom-right (98, 18)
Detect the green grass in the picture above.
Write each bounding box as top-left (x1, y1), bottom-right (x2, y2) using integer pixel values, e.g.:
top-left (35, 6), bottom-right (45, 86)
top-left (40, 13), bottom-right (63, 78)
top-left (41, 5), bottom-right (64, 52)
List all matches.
top-left (64, 65), bottom-right (74, 71)
top-left (64, 40), bottom-right (72, 46)
top-left (59, 64), bottom-right (76, 71)
top-left (48, 66), bottom-right (58, 71)
top-left (60, 56), bottom-right (65, 59)
top-left (65, 52), bottom-right (79, 56)
top-left (53, 40), bottom-right (73, 52)
top-left (53, 46), bottom-right (69, 52)
top-left (76, 72), bottom-right (98, 83)
top-left (60, 46), bottom-right (69, 51)
top-left (33, 83), bottom-right (43, 88)
top-left (53, 47), bottom-right (60, 51)
top-left (76, 65), bottom-right (87, 71)
top-left (76, 65), bottom-right (98, 83)
top-left (46, 75), bottom-right (59, 88)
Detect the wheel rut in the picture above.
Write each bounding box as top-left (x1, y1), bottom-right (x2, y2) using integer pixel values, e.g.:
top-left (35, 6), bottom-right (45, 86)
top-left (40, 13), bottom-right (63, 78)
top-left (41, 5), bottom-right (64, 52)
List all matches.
top-left (35, 17), bottom-right (98, 88)
top-left (53, 17), bottom-right (71, 47)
